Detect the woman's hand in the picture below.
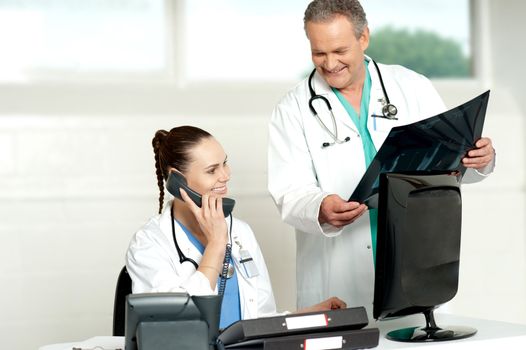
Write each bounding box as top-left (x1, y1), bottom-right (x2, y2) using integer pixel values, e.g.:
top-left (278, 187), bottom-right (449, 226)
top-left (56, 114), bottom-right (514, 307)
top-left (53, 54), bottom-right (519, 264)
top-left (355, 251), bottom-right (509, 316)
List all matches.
top-left (294, 297), bottom-right (347, 314)
top-left (180, 188), bottom-right (228, 289)
top-left (180, 188), bottom-right (228, 246)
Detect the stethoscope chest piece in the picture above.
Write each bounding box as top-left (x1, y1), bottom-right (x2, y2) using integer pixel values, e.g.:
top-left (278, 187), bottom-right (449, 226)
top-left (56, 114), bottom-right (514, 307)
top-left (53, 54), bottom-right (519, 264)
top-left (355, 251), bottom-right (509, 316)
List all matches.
top-left (372, 59), bottom-right (398, 120)
top-left (380, 100), bottom-right (398, 120)
top-left (226, 263), bottom-right (235, 279)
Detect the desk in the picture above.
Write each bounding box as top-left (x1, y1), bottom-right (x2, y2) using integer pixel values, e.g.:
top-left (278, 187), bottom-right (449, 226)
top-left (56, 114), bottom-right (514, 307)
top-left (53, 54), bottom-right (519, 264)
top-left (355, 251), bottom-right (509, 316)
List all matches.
top-left (39, 336), bottom-right (124, 350)
top-left (39, 314), bottom-right (526, 350)
top-left (373, 313), bottom-right (526, 349)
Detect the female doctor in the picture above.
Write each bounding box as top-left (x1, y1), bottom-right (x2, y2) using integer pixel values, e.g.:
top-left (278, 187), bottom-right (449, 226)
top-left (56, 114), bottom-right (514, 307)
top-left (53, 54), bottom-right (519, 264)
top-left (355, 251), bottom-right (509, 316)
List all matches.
top-left (126, 125), bottom-right (346, 329)
top-left (268, 0), bottom-right (495, 315)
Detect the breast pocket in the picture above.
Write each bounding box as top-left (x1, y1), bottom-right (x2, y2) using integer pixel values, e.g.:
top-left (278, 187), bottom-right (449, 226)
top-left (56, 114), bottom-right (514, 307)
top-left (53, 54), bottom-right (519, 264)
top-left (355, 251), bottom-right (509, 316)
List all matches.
top-left (370, 115), bottom-right (403, 133)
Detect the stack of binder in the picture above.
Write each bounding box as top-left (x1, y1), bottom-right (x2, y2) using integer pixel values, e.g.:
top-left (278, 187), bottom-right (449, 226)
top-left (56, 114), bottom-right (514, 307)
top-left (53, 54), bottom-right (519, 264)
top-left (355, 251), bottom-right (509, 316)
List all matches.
top-left (216, 307), bottom-right (379, 349)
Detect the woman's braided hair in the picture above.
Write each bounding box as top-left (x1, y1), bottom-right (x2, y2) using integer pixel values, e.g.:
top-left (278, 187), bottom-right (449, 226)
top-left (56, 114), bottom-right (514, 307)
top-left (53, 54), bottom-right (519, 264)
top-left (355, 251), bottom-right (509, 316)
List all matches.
top-left (152, 126), bottom-right (212, 214)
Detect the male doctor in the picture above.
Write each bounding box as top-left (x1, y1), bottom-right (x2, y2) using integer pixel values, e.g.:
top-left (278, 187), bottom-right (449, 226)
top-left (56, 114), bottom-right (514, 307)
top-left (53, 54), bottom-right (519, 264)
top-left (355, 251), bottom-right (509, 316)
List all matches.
top-left (267, 0), bottom-right (495, 314)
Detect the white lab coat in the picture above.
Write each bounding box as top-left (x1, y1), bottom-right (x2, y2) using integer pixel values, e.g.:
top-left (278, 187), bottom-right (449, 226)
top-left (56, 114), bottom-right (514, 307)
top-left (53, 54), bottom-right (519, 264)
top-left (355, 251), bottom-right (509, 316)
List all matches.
top-left (126, 200), bottom-right (277, 320)
top-left (268, 58), bottom-right (494, 315)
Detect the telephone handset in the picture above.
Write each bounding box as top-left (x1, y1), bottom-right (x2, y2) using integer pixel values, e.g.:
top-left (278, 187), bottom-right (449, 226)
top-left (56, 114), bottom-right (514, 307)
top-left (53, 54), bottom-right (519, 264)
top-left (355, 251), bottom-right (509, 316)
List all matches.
top-left (166, 171), bottom-right (235, 217)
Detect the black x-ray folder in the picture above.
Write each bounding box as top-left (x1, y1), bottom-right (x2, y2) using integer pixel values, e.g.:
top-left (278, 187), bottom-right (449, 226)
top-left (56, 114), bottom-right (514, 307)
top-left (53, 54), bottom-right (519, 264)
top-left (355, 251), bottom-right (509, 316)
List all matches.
top-left (349, 90), bottom-right (490, 208)
top-left (220, 328), bottom-right (380, 349)
top-left (217, 307), bottom-right (369, 347)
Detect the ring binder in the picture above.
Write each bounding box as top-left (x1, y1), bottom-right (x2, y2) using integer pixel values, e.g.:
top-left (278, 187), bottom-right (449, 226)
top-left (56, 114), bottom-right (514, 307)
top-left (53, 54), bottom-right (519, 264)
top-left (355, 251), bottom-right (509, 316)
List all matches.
top-left (217, 307), bottom-right (377, 349)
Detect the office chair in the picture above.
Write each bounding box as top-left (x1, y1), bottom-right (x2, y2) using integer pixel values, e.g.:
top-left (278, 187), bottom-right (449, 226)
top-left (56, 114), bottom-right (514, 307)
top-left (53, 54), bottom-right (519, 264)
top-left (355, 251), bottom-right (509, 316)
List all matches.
top-left (113, 265), bottom-right (133, 336)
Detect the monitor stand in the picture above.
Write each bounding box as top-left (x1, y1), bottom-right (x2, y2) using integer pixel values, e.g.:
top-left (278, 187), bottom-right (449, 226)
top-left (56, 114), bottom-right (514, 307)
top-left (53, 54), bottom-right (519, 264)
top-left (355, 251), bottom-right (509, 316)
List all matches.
top-left (386, 309), bottom-right (477, 342)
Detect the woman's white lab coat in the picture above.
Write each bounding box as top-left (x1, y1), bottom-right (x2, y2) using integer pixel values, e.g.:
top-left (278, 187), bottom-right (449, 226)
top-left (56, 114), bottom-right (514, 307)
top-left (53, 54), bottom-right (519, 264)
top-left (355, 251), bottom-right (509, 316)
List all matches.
top-left (268, 59), bottom-right (493, 314)
top-left (126, 200), bottom-right (277, 320)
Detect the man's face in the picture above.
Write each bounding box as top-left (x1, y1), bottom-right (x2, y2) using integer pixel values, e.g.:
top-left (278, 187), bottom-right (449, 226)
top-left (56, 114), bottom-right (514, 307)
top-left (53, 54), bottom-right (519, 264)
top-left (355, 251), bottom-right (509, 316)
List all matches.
top-left (306, 15), bottom-right (369, 90)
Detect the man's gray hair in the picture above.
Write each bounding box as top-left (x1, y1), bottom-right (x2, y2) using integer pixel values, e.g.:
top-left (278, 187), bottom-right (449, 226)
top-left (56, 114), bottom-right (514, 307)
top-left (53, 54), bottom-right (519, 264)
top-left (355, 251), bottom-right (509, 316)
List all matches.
top-left (304, 0), bottom-right (368, 38)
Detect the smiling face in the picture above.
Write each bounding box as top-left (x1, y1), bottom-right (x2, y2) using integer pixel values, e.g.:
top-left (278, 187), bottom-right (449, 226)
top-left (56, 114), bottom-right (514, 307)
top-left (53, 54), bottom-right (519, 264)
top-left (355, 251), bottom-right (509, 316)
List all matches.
top-left (182, 136), bottom-right (231, 197)
top-left (306, 14), bottom-right (369, 91)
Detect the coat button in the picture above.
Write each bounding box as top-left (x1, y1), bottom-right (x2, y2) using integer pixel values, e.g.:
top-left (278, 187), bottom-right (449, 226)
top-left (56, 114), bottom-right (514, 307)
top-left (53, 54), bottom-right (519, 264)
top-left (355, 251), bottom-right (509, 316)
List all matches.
top-left (366, 245), bottom-right (371, 249)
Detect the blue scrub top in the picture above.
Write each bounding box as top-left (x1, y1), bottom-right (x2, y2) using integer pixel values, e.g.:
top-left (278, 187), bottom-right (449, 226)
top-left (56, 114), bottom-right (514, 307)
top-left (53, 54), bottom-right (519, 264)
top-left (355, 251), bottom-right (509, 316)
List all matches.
top-left (332, 60), bottom-right (378, 264)
top-left (176, 220), bottom-right (242, 329)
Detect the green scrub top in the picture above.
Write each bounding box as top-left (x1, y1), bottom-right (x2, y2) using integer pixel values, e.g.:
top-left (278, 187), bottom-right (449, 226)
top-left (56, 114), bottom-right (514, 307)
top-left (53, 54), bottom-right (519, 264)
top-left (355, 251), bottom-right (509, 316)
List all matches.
top-left (332, 60), bottom-right (378, 265)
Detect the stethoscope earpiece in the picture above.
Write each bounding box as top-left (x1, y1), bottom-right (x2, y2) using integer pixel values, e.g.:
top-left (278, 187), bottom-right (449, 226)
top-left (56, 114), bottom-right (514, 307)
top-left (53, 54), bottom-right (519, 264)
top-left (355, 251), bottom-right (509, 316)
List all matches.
top-left (321, 136), bottom-right (351, 149)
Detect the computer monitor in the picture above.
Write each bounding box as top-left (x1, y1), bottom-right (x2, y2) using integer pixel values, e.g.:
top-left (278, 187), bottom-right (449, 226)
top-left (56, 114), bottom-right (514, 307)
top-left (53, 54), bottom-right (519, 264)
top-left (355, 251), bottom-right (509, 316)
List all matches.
top-left (373, 172), bottom-right (477, 342)
top-left (125, 293), bottom-right (221, 350)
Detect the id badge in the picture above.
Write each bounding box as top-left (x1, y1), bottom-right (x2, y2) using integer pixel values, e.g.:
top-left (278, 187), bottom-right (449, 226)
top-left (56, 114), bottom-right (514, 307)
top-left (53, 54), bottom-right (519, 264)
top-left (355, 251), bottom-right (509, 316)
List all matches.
top-left (239, 249), bottom-right (259, 278)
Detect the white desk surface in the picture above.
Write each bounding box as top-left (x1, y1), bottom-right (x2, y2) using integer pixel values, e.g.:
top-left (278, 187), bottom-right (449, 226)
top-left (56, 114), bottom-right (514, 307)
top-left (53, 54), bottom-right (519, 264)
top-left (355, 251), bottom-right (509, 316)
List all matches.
top-left (372, 313), bottom-right (526, 349)
top-left (39, 336), bottom-right (124, 350)
top-left (39, 313), bottom-right (526, 350)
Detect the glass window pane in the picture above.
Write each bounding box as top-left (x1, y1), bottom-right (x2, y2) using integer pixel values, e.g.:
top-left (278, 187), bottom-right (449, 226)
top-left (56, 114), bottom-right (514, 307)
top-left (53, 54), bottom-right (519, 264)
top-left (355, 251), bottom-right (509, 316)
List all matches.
top-left (185, 0), bottom-right (471, 82)
top-left (0, 0), bottom-right (166, 81)
top-left (364, 0), bottom-right (471, 78)
top-left (185, 0), bottom-right (312, 82)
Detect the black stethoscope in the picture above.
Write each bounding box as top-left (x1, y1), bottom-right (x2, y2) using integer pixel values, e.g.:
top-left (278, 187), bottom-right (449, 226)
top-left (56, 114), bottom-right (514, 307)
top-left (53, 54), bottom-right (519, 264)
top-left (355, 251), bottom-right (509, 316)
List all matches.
top-left (170, 204), bottom-right (234, 279)
top-left (308, 59), bottom-right (398, 148)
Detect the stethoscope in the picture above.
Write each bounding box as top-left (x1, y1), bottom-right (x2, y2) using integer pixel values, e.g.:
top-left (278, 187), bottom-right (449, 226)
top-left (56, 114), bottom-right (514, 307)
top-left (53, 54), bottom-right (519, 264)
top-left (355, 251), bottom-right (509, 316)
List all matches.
top-left (308, 59), bottom-right (398, 148)
top-left (170, 204), bottom-right (235, 279)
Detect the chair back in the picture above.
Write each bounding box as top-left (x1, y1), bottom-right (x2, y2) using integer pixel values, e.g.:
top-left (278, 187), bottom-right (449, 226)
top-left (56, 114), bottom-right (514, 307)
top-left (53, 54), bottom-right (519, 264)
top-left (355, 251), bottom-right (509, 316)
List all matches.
top-left (113, 266), bottom-right (133, 336)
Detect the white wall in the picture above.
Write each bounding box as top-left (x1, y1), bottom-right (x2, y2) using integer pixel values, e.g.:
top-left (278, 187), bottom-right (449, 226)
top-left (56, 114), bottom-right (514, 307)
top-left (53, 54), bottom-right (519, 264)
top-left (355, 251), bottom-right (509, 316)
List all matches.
top-left (1, 1), bottom-right (525, 349)
top-left (0, 86), bottom-right (297, 350)
top-left (444, 0), bottom-right (526, 323)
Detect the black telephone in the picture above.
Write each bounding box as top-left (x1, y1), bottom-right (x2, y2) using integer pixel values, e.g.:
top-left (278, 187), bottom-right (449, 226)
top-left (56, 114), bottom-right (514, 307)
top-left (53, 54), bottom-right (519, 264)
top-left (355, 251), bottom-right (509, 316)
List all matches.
top-left (166, 171), bottom-right (235, 217)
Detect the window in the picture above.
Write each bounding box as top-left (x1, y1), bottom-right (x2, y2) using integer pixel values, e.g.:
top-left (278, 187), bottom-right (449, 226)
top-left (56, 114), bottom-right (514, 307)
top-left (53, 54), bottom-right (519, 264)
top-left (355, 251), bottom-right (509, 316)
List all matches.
top-left (184, 0), bottom-right (312, 82)
top-left (364, 0), bottom-right (472, 78)
top-left (0, 0), bottom-right (166, 82)
top-left (0, 0), bottom-right (472, 83)
top-left (186, 0), bottom-right (472, 82)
